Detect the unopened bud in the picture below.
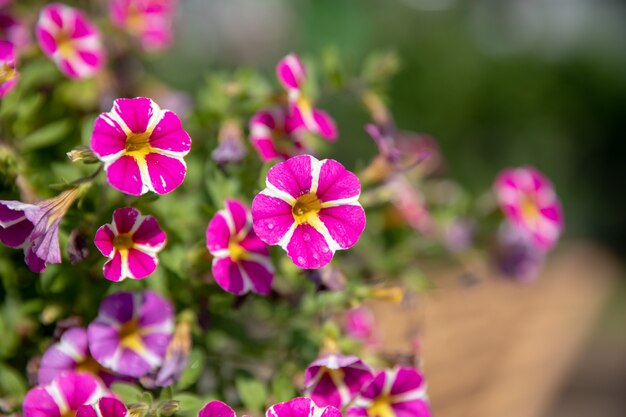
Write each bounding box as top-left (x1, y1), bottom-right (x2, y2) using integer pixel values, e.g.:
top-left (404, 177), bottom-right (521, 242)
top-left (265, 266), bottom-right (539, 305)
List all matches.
top-left (67, 146), bottom-right (99, 163)
top-left (158, 400), bottom-right (180, 417)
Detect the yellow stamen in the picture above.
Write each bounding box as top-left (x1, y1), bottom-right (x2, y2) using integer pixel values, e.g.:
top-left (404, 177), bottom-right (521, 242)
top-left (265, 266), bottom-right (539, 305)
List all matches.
top-left (75, 355), bottom-right (103, 376)
top-left (0, 63), bottom-right (15, 84)
top-left (292, 193), bottom-right (322, 225)
top-left (118, 319), bottom-right (144, 352)
top-left (368, 395), bottom-right (395, 417)
top-left (113, 233), bottom-right (134, 250)
top-left (228, 240), bottom-right (247, 262)
top-left (56, 32), bottom-right (76, 59)
top-left (521, 195), bottom-right (539, 224)
top-left (124, 131), bottom-right (152, 158)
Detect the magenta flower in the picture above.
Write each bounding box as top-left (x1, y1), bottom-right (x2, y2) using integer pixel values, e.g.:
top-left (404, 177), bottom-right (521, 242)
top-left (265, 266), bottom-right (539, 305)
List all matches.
top-left (39, 327), bottom-right (121, 386)
top-left (252, 155), bottom-right (365, 269)
top-left (206, 199), bottom-right (274, 295)
top-left (199, 401), bottom-right (242, 417)
top-left (77, 398), bottom-right (128, 417)
top-left (344, 306), bottom-right (375, 342)
top-left (0, 12), bottom-right (30, 50)
top-left (0, 40), bottom-right (17, 97)
top-left (94, 207), bottom-right (167, 282)
top-left (35, 3), bottom-right (105, 79)
top-left (304, 354), bottom-right (374, 409)
top-left (494, 166), bottom-right (563, 250)
top-left (109, 0), bottom-right (175, 51)
top-left (23, 372), bottom-right (108, 417)
top-left (266, 398), bottom-right (340, 417)
top-left (90, 97), bottom-right (192, 196)
top-left (87, 290), bottom-right (174, 378)
top-left (347, 367), bottom-right (431, 417)
top-left (249, 107), bottom-right (305, 162)
top-left (276, 53), bottom-right (306, 96)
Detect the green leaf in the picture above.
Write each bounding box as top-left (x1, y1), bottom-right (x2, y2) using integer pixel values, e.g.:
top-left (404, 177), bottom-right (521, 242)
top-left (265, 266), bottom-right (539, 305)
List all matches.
top-left (20, 120), bottom-right (73, 152)
top-left (111, 382), bottom-right (144, 404)
top-left (0, 362), bottom-right (27, 398)
top-left (271, 373), bottom-right (296, 403)
top-left (175, 349), bottom-right (205, 391)
top-left (172, 393), bottom-right (205, 417)
top-left (235, 376), bottom-right (268, 412)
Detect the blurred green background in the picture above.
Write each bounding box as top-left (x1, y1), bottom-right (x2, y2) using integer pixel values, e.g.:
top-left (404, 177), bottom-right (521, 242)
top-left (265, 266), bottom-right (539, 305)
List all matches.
top-left (149, 0), bottom-right (626, 257)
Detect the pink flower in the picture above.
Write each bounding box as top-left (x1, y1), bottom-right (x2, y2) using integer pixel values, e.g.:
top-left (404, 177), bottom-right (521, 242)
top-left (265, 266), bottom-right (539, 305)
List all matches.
top-left (90, 97), bottom-right (192, 195)
top-left (199, 401), bottom-right (242, 417)
top-left (87, 290), bottom-right (174, 378)
top-left (249, 107), bottom-right (305, 162)
top-left (266, 398), bottom-right (340, 417)
top-left (0, 40), bottom-right (17, 97)
top-left (494, 166), bottom-right (563, 250)
top-left (252, 155), bottom-right (366, 269)
top-left (388, 176), bottom-right (434, 236)
top-left (77, 398), bottom-right (128, 417)
top-left (304, 354), bottom-right (374, 409)
top-left (206, 199), bottom-right (274, 295)
top-left (23, 372), bottom-right (108, 417)
top-left (0, 12), bottom-right (31, 50)
top-left (344, 306), bottom-right (375, 342)
top-left (35, 3), bottom-right (105, 79)
top-left (347, 367), bottom-right (431, 417)
top-left (276, 53), bottom-right (306, 96)
top-left (38, 327), bottom-right (123, 386)
top-left (109, 0), bottom-right (175, 51)
top-left (94, 207), bottom-right (167, 282)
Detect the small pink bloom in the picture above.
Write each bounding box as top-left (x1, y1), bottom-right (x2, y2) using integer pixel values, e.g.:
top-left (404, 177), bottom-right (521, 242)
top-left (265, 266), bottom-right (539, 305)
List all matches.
top-left (249, 107), bottom-right (305, 162)
top-left (87, 290), bottom-right (174, 378)
top-left (0, 12), bottom-right (31, 50)
top-left (0, 40), bottom-right (17, 97)
top-left (494, 166), bottom-right (563, 250)
top-left (77, 397), bottom-right (128, 417)
top-left (90, 97), bottom-right (192, 195)
top-left (266, 398), bottom-right (340, 417)
top-left (347, 367), bottom-right (431, 417)
top-left (206, 199), bottom-right (274, 295)
top-left (109, 0), bottom-right (175, 51)
top-left (344, 306), bottom-right (375, 342)
top-left (0, 0), bottom-right (12, 8)
top-left (304, 354), bottom-right (374, 409)
top-left (199, 401), bottom-right (237, 417)
top-left (276, 53), bottom-right (306, 95)
top-left (35, 3), bottom-right (105, 79)
top-left (23, 372), bottom-right (108, 417)
top-left (252, 155), bottom-right (366, 269)
top-left (388, 176), bottom-right (434, 236)
top-left (94, 207), bottom-right (167, 282)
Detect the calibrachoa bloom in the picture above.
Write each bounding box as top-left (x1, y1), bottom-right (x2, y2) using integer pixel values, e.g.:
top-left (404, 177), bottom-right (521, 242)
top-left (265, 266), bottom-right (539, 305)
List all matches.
top-left (249, 107), bottom-right (305, 162)
top-left (344, 306), bottom-right (375, 342)
top-left (77, 397), bottom-right (128, 417)
top-left (35, 3), bottom-right (105, 79)
top-left (252, 155), bottom-right (366, 269)
top-left (90, 97), bottom-right (192, 196)
top-left (199, 401), bottom-right (243, 417)
top-left (304, 354), bottom-right (374, 409)
top-left (0, 12), bottom-right (30, 50)
top-left (38, 327), bottom-right (119, 386)
top-left (494, 166), bottom-right (563, 250)
top-left (0, 39), bottom-right (17, 97)
top-left (0, 188), bottom-right (81, 273)
top-left (206, 199), bottom-right (274, 295)
top-left (347, 367), bottom-right (431, 417)
top-left (267, 398), bottom-right (341, 417)
top-left (94, 207), bottom-right (167, 282)
top-left (276, 53), bottom-right (338, 141)
top-left (109, 0), bottom-right (175, 51)
top-left (23, 372), bottom-right (108, 417)
top-left (87, 291), bottom-right (174, 378)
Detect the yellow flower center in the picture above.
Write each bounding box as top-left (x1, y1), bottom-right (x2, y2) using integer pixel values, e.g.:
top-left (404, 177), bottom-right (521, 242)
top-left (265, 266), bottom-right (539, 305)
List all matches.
top-left (118, 319), bottom-right (144, 351)
top-left (0, 63), bottom-right (15, 84)
top-left (292, 193), bottom-right (321, 224)
top-left (75, 355), bottom-right (103, 376)
top-left (113, 233), bottom-right (135, 250)
top-left (368, 395), bottom-right (395, 417)
top-left (521, 195), bottom-right (540, 224)
top-left (125, 131), bottom-right (152, 157)
top-left (228, 240), bottom-right (247, 262)
top-left (60, 411), bottom-right (76, 417)
top-left (56, 32), bottom-right (76, 59)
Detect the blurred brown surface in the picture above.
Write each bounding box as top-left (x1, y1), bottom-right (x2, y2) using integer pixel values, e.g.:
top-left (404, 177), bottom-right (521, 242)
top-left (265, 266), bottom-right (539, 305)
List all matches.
top-left (370, 242), bottom-right (620, 417)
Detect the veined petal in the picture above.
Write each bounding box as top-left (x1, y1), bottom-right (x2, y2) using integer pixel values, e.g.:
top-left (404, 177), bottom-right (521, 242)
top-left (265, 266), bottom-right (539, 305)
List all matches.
top-left (145, 153), bottom-right (186, 195)
top-left (106, 155), bottom-right (145, 196)
top-left (251, 193), bottom-right (295, 246)
top-left (286, 224), bottom-right (333, 269)
top-left (266, 154), bottom-right (313, 199)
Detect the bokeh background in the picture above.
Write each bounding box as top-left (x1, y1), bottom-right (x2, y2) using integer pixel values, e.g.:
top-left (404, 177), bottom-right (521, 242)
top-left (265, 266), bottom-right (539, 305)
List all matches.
top-left (147, 0), bottom-right (626, 415)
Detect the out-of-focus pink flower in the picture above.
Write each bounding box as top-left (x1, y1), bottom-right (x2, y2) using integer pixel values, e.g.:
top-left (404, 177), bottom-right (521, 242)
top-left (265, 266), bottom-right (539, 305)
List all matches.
top-left (493, 222), bottom-right (546, 282)
top-left (443, 218), bottom-right (474, 253)
top-left (206, 199), bottom-right (274, 295)
top-left (0, 0), bottom-right (12, 8)
top-left (23, 372), bottom-right (108, 417)
top-left (0, 40), bottom-right (17, 96)
top-left (199, 401), bottom-right (238, 417)
top-left (0, 188), bottom-right (81, 273)
top-left (388, 176), bottom-right (434, 236)
top-left (347, 367), bottom-right (431, 417)
top-left (87, 291), bottom-right (174, 378)
top-left (35, 3), bottom-right (105, 79)
top-left (494, 166), bottom-right (563, 250)
top-left (249, 107), bottom-right (305, 162)
top-left (109, 0), bottom-right (175, 52)
top-left (77, 397), bottom-right (128, 417)
top-left (0, 12), bottom-right (30, 50)
top-left (252, 155), bottom-right (366, 269)
top-left (276, 53), bottom-right (306, 98)
top-left (90, 97), bottom-right (192, 195)
top-left (94, 207), bottom-right (167, 282)
top-left (304, 354), bottom-right (373, 409)
top-left (266, 398), bottom-right (340, 417)
top-left (344, 306), bottom-right (375, 342)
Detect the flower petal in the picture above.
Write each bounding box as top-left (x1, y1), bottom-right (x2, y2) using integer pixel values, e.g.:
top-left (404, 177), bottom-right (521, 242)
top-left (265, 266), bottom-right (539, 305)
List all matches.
top-left (114, 97), bottom-right (158, 134)
top-left (286, 224), bottom-right (333, 269)
top-left (206, 212), bottom-right (231, 254)
top-left (106, 155), bottom-right (144, 196)
top-left (316, 159), bottom-right (361, 203)
top-left (251, 193), bottom-right (295, 246)
top-left (94, 224), bottom-right (115, 257)
top-left (127, 248), bottom-right (157, 279)
top-left (133, 216), bottom-right (166, 248)
top-left (318, 205), bottom-right (365, 250)
top-left (212, 257), bottom-right (245, 295)
top-left (145, 153), bottom-right (186, 194)
top-left (240, 259), bottom-right (273, 295)
top-left (266, 154), bottom-right (313, 199)
top-left (149, 110), bottom-right (191, 154)
top-left (199, 401), bottom-right (236, 417)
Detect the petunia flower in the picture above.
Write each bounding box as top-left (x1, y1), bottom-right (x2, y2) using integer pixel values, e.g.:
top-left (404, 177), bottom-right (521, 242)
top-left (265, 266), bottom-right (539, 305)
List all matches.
top-left (344, 306), bottom-right (375, 343)
top-left (140, 318), bottom-right (191, 388)
top-left (87, 290), bottom-right (174, 378)
top-left (347, 367), bottom-right (431, 417)
top-left (199, 401), bottom-right (247, 417)
top-left (0, 12), bottom-right (30, 50)
top-left (94, 207), bottom-right (167, 282)
top-left (90, 97), bottom-right (192, 196)
top-left (109, 0), bottom-right (175, 52)
top-left (252, 154), bottom-right (366, 269)
top-left (0, 188), bottom-right (81, 273)
top-left (494, 166), bottom-right (563, 250)
top-left (38, 327), bottom-right (123, 386)
top-left (303, 354), bottom-right (374, 409)
top-left (0, 39), bottom-right (17, 97)
top-left (266, 397), bottom-right (341, 417)
top-left (249, 107), bottom-right (305, 162)
top-left (35, 3), bottom-right (105, 79)
top-left (206, 199), bottom-right (274, 295)
top-left (77, 397), bottom-right (128, 417)
top-left (23, 372), bottom-right (108, 417)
